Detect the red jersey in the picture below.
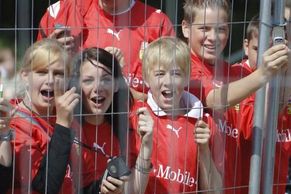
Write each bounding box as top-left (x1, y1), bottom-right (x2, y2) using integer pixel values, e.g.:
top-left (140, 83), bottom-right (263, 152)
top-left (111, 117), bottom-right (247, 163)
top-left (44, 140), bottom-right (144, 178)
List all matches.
top-left (37, 0), bottom-right (92, 43)
top-left (236, 94), bottom-right (291, 194)
top-left (189, 54), bottom-right (250, 193)
top-left (38, 0), bottom-right (175, 93)
top-left (8, 99), bottom-right (74, 194)
top-left (189, 53), bottom-right (232, 104)
top-left (71, 121), bottom-right (120, 188)
top-left (227, 60), bottom-right (291, 194)
top-left (130, 91), bottom-right (204, 193)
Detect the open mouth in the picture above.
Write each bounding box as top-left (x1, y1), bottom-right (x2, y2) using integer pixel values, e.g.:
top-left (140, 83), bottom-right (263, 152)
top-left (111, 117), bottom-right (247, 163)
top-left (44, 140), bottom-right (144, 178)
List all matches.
top-left (91, 96), bottom-right (106, 105)
top-left (162, 90), bottom-right (174, 99)
top-left (40, 90), bottom-right (54, 98)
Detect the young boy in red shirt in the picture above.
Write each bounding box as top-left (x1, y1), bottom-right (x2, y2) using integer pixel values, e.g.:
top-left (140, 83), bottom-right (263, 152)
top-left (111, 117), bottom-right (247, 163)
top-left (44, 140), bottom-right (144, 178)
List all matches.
top-left (181, 0), bottom-right (289, 193)
top-left (231, 15), bottom-right (291, 194)
top-left (130, 36), bottom-right (222, 193)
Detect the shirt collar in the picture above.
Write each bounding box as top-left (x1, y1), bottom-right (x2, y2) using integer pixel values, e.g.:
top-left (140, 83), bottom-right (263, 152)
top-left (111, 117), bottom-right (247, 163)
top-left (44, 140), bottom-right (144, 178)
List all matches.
top-left (147, 91), bottom-right (203, 118)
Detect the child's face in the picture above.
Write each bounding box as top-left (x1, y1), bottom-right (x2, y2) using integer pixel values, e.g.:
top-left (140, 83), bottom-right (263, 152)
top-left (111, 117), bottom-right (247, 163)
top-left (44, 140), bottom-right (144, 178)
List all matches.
top-left (146, 64), bottom-right (187, 112)
top-left (21, 60), bottom-right (66, 115)
top-left (81, 60), bottom-right (117, 116)
top-left (243, 36), bottom-right (258, 69)
top-left (182, 8), bottom-right (229, 64)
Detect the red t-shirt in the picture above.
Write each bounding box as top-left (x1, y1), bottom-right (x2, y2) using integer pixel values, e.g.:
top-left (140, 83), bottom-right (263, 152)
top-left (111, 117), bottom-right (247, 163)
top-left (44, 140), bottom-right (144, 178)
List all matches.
top-left (130, 92), bottom-right (205, 193)
top-left (189, 55), bottom-right (252, 193)
top-left (38, 0), bottom-right (175, 93)
top-left (71, 121), bottom-right (120, 188)
top-left (226, 60), bottom-right (291, 194)
top-left (9, 99), bottom-right (74, 194)
top-left (189, 53), bottom-right (232, 104)
top-left (236, 94), bottom-right (291, 194)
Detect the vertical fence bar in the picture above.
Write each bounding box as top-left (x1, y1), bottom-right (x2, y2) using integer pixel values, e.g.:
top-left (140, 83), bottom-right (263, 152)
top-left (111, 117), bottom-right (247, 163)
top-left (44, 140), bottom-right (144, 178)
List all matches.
top-left (16, 0), bottom-right (31, 61)
top-left (261, 1), bottom-right (286, 194)
top-left (164, 0), bottom-right (178, 33)
top-left (248, 0), bottom-right (272, 193)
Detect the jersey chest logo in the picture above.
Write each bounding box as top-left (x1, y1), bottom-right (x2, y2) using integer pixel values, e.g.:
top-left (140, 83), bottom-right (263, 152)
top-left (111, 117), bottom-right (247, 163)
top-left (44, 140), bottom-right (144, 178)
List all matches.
top-left (106, 29), bottom-right (122, 41)
top-left (166, 124), bottom-right (182, 138)
top-left (93, 142), bottom-right (107, 156)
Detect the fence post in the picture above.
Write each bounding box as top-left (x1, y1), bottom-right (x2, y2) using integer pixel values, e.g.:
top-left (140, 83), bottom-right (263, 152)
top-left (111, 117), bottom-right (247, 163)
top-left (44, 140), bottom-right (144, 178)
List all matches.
top-left (248, 0), bottom-right (272, 193)
top-left (261, 1), bottom-right (286, 194)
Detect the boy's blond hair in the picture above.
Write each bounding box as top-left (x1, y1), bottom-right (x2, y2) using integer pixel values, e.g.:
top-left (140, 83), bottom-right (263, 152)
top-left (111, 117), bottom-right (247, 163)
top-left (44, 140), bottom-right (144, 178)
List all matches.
top-left (183, 0), bottom-right (230, 24)
top-left (142, 36), bottom-right (190, 82)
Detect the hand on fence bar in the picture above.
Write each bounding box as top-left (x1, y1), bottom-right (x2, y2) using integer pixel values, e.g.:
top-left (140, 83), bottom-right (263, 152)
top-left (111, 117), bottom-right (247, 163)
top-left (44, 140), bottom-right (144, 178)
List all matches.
top-left (49, 25), bottom-right (76, 54)
top-left (105, 47), bottom-right (126, 69)
top-left (260, 44), bottom-right (289, 81)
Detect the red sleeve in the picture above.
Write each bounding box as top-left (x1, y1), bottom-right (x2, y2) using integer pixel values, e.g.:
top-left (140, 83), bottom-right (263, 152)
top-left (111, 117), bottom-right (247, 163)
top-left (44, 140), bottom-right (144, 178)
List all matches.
top-left (37, 7), bottom-right (54, 40)
top-left (37, 0), bottom-right (92, 41)
top-left (189, 68), bottom-right (212, 104)
top-left (159, 12), bottom-right (175, 37)
top-left (10, 118), bottom-right (47, 186)
top-left (238, 95), bottom-right (255, 140)
top-left (128, 100), bottom-right (147, 167)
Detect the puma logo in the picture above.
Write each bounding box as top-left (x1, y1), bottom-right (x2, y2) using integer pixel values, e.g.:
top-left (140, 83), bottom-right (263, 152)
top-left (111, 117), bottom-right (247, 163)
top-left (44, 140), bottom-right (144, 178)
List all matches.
top-left (166, 124), bottom-right (182, 138)
top-left (106, 29), bottom-right (122, 41)
top-left (93, 142), bottom-right (107, 156)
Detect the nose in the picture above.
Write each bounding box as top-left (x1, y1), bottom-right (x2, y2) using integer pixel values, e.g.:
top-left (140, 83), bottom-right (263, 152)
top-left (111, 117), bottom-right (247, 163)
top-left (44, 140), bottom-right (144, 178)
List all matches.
top-left (93, 79), bottom-right (104, 94)
top-left (207, 28), bottom-right (217, 42)
top-left (162, 73), bottom-right (173, 87)
top-left (46, 71), bottom-right (54, 86)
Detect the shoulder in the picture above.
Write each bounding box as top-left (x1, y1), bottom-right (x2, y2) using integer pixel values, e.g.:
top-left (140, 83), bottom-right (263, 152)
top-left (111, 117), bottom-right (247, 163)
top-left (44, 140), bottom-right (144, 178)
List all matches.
top-left (133, 1), bottom-right (172, 22)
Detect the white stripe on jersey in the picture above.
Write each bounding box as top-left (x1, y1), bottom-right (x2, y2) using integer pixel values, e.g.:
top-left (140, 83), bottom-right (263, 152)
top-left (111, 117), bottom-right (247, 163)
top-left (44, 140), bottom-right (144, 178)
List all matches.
top-left (47, 1), bottom-right (60, 19)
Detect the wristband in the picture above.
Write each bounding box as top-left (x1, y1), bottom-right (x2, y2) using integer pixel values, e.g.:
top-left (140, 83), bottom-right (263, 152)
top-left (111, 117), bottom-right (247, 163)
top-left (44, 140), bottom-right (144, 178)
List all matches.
top-left (0, 130), bottom-right (14, 141)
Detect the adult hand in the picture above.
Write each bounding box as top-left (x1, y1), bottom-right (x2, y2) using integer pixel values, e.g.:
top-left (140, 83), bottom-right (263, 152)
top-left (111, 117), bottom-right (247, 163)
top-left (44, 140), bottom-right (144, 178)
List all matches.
top-left (0, 98), bottom-right (16, 133)
top-left (54, 79), bottom-right (79, 128)
top-left (105, 47), bottom-right (126, 69)
top-left (48, 27), bottom-right (75, 53)
top-left (100, 175), bottom-right (129, 194)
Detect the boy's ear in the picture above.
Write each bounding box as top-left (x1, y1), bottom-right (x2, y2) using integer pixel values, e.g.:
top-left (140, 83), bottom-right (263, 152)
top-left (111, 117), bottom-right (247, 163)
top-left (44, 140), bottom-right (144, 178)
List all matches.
top-left (182, 20), bottom-right (190, 39)
top-left (243, 39), bottom-right (249, 57)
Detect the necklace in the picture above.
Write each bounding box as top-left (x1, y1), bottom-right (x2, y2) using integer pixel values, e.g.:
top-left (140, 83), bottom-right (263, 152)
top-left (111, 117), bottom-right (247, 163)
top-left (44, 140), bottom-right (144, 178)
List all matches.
top-left (21, 100), bottom-right (41, 116)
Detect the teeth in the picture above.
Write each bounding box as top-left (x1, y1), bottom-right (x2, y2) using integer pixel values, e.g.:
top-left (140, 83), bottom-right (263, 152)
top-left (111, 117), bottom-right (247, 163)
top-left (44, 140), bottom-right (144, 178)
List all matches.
top-left (41, 90), bottom-right (54, 97)
top-left (204, 45), bottom-right (216, 49)
top-left (162, 91), bottom-right (174, 98)
top-left (91, 96), bottom-right (105, 104)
